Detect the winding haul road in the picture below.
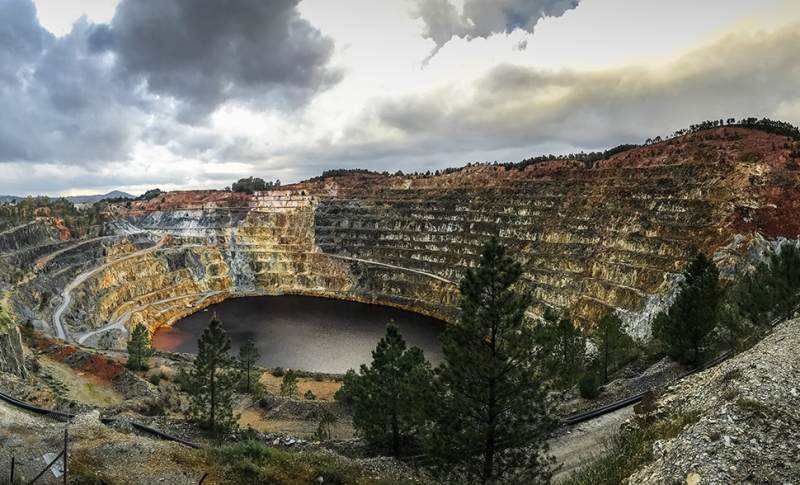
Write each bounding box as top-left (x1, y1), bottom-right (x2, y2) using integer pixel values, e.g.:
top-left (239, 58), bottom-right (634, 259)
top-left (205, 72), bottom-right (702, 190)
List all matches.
top-left (52, 236), bottom-right (167, 342)
top-left (76, 291), bottom-right (224, 344)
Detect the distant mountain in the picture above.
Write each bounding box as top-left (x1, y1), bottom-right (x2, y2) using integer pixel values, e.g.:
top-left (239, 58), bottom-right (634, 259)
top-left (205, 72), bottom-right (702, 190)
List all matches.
top-left (0, 195), bottom-right (24, 204)
top-left (65, 191), bottom-right (135, 204)
top-left (0, 191), bottom-right (135, 205)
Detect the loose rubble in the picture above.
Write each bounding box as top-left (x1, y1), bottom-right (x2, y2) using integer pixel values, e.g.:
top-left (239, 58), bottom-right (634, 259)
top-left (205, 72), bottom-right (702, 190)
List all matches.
top-left (627, 318), bottom-right (800, 484)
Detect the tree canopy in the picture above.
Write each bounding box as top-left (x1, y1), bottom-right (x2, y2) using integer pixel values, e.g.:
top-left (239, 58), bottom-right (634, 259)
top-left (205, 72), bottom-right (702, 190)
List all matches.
top-left (188, 316), bottom-right (239, 432)
top-left (126, 322), bottom-right (154, 371)
top-left (428, 237), bottom-right (555, 484)
top-left (653, 253), bottom-right (723, 366)
top-left (335, 321), bottom-right (433, 456)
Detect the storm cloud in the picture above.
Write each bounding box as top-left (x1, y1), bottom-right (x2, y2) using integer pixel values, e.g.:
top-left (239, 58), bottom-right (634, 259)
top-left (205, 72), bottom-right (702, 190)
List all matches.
top-left (414, 0), bottom-right (580, 52)
top-left (0, 0), bottom-right (337, 167)
top-left (90, 0), bottom-right (338, 122)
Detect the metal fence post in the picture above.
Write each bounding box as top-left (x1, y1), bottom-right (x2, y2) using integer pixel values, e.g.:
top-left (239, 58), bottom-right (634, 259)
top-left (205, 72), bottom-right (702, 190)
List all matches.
top-left (63, 426), bottom-right (68, 485)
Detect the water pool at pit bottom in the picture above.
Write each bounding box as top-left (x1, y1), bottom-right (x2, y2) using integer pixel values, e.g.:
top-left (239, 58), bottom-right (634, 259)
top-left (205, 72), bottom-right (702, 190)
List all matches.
top-left (152, 295), bottom-right (446, 374)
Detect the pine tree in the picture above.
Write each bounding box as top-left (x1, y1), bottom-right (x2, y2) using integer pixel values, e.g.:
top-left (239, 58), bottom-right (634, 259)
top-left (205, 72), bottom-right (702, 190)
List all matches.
top-left (429, 237), bottom-right (555, 484)
top-left (335, 321), bottom-right (433, 456)
top-left (188, 315), bottom-right (239, 432)
top-left (591, 312), bottom-right (635, 383)
top-left (280, 369), bottom-right (299, 398)
top-left (769, 243), bottom-right (800, 321)
top-left (126, 322), bottom-right (154, 371)
top-left (653, 252), bottom-right (723, 366)
top-left (237, 340), bottom-right (260, 393)
top-left (535, 308), bottom-right (586, 387)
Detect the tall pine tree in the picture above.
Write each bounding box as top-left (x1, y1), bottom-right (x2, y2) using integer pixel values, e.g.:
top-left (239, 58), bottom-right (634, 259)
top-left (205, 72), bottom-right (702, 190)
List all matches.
top-left (336, 321), bottom-right (432, 456)
top-left (188, 315), bottom-right (239, 432)
top-left (770, 243), bottom-right (800, 321)
top-left (591, 312), bottom-right (634, 383)
top-left (653, 252), bottom-right (723, 366)
top-left (126, 322), bottom-right (154, 371)
top-left (429, 237), bottom-right (555, 484)
top-left (535, 308), bottom-right (586, 388)
top-left (237, 340), bottom-right (260, 393)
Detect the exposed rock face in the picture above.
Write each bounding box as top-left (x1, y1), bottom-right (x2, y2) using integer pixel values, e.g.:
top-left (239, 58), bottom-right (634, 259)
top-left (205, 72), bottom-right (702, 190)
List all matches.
top-left (1, 127), bottom-right (798, 347)
top-left (0, 326), bottom-right (27, 378)
top-left (627, 318), bottom-right (800, 484)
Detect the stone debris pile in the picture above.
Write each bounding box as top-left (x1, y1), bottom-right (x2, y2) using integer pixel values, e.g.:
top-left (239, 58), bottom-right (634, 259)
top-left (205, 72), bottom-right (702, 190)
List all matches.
top-left (628, 318), bottom-right (800, 484)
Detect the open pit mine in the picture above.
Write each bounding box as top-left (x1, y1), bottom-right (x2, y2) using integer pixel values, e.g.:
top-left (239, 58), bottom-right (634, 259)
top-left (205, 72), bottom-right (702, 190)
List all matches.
top-left (1, 126), bottom-right (800, 363)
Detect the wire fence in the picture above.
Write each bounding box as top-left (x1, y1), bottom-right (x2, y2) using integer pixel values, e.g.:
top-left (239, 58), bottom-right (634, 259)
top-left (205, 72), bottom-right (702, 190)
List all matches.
top-left (0, 411), bottom-right (71, 485)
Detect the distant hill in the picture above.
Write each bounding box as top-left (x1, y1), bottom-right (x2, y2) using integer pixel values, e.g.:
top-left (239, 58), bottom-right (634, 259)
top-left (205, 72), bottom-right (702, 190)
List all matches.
top-left (65, 191), bottom-right (135, 204)
top-left (0, 191), bottom-right (135, 205)
top-left (0, 195), bottom-right (24, 204)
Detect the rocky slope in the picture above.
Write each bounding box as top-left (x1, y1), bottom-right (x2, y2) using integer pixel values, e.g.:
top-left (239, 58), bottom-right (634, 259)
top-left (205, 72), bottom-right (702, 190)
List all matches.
top-left (0, 126), bottom-right (798, 349)
top-left (626, 317), bottom-right (800, 484)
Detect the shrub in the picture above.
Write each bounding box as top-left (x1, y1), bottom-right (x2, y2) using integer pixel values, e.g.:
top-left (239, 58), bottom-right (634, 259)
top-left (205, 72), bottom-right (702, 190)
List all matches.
top-left (280, 369), bottom-right (298, 398)
top-left (173, 367), bottom-right (194, 393)
top-left (149, 373), bottom-right (161, 386)
top-left (304, 390), bottom-right (316, 400)
top-left (579, 371), bottom-right (601, 399)
top-left (271, 367), bottom-right (284, 377)
top-left (21, 319), bottom-right (34, 337)
top-left (312, 412), bottom-right (337, 441)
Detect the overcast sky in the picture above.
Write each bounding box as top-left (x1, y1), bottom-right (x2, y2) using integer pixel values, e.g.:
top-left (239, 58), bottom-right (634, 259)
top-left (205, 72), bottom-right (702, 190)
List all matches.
top-left (1, 0), bottom-right (799, 196)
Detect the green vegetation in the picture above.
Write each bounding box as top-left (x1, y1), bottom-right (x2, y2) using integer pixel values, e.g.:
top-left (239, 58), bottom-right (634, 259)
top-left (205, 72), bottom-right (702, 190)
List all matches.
top-left (501, 143), bottom-right (641, 171)
top-left (563, 411), bottom-right (700, 485)
top-left (279, 369), bottom-right (299, 398)
top-left (427, 237), bottom-right (555, 484)
top-left (187, 316), bottom-right (239, 432)
top-left (0, 305), bottom-right (11, 331)
top-left (126, 322), bottom-right (155, 371)
top-left (535, 308), bottom-right (586, 388)
top-left (335, 321), bottom-right (433, 456)
top-left (653, 253), bottom-right (723, 366)
top-left (0, 196), bottom-right (106, 233)
top-left (718, 242), bottom-right (800, 351)
top-left (578, 370), bottom-right (601, 399)
top-left (303, 168), bottom-right (390, 183)
top-left (227, 177), bottom-right (281, 194)
top-left (21, 319), bottom-right (34, 337)
top-left (651, 243), bottom-right (800, 370)
top-left (237, 339), bottom-right (261, 393)
top-left (591, 312), bottom-right (636, 383)
top-left (312, 411), bottom-right (337, 441)
top-left (304, 389), bottom-right (315, 400)
top-left (213, 439), bottom-right (416, 485)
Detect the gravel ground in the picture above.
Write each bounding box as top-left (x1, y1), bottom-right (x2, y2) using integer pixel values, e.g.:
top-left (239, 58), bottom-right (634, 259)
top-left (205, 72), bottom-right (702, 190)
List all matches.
top-left (627, 318), bottom-right (800, 484)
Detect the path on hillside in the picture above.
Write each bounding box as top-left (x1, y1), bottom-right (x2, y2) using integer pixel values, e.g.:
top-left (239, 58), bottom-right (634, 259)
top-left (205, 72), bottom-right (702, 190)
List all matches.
top-left (76, 290), bottom-right (224, 344)
top-left (53, 236), bottom-right (168, 341)
top-left (550, 405), bottom-right (635, 482)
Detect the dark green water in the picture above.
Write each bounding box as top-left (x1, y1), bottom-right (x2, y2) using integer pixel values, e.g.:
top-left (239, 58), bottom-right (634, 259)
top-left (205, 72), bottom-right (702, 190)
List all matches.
top-left (152, 295), bottom-right (446, 373)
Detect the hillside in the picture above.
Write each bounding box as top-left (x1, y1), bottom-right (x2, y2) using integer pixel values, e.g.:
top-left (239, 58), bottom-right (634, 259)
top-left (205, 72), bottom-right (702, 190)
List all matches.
top-left (0, 126), bottom-right (796, 351)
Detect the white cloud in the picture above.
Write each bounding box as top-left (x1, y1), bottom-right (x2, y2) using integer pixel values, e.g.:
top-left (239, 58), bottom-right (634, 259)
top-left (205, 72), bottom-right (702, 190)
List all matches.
top-left (31, 0), bottom-right (118, 36)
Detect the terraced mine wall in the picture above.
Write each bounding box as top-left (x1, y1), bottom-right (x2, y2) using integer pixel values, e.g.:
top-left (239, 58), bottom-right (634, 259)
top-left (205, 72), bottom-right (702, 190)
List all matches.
top-left (1, 127), bottom-right (798, 349)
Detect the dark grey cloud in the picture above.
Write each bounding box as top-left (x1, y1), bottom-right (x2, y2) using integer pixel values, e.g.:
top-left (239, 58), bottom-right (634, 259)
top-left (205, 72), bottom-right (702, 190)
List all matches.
top-left (91, 0), bottom-right (338, 123)
top-left (0, 0), bottom-right (338, 170)
top-left (0, 3), bottom-right (139, 164)
top-left (414, 0), bottom-right (580, 53)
